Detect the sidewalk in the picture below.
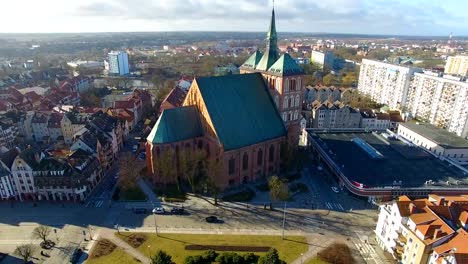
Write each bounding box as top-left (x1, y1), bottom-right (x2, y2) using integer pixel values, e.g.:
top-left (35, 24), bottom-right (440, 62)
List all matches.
top-left (137, 178), bottom-right (160, 205)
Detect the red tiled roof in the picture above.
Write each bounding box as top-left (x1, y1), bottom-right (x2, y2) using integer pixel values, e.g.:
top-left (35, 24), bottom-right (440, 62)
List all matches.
top-left (162, 87), bottom-right (187, 108)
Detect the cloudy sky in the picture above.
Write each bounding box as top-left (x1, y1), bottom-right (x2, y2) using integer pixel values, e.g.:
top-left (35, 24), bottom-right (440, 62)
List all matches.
top-left (1, 0), bottom-right (467, 36)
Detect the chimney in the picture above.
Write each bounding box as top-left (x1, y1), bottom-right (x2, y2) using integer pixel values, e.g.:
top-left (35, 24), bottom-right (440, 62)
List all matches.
top-left (433, 229), bottom-right (442, 240)
top-left (409, 203), bottom-right (416, 214)
top-left (438, 197), bottom-right (445, 206)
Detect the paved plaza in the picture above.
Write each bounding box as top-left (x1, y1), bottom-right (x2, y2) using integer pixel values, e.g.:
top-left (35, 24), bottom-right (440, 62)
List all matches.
top-left (0, 164), bottom-right (389, 264)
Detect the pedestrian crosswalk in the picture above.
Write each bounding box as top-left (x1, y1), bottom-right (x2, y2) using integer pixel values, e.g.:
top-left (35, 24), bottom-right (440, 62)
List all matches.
top-left (324, 202), bottom-right (345, 211)
top-left (354, 240), bottom-right (380, 263)
top-left (85, 200), bottom-right (104, 208)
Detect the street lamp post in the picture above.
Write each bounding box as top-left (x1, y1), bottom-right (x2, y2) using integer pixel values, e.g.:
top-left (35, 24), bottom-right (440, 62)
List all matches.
top-left (88, 226), bottom-right (93, 240)
top-left (151, 208), bottom-right (158, 236)
top-left (147, 245), bottom-right (151, 258)
top-left (301, 253), bottom-right (304, 264)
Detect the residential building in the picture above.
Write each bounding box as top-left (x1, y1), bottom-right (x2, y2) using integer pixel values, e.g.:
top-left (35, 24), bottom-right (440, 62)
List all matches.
top-left (31, 112), bottom-right (50, 143)
top-left (310, 100), bottom-right (360, 129)
top-left (406, 72), bottom-right (468, 138)
top-left (444, 55), bottom-right (468, 76)
top-left (114, 97), bottom-right (142, 126)
top-left (359, 109), bottom-right (391, 130)
top-left (0, 148), bottom-right (19, 200)
top-left (61, 111), bottom-right (89, 144)
top-left (159, 87), bottom-right (187, 114)
top-left (375, 195), bottom-right (468, 264)
top-left (311, 50), bottom-right (334, 70)
top-left (304, 86), bottom-right (359, 105)
top-left (214, 63), bottom-right (240, 76)
top-left (47, 112), bottom-right (64, 141)
top-left (0, 121), bottom-right (18, 149)
top-left (398, 122), bottom-right (468, 164)
top-left (358, 59), bottom-right (422, 109)
top-left (10, 148), bottom-right (43, 200)
top-left (108, 51), bottom-right (130, 75)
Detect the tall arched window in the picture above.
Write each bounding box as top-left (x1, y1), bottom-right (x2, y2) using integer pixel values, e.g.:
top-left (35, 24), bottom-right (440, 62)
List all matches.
top-left (294, 110), bottom-right (299, 120)
top-left (283, 96), bottom-right (288, 109)
top-left (295, 95), bottom-right (300, 107)
top-left (257, 149), bottom-right (263, 165)
top-left (284, 79), bottom-right (289, 92)
top-left (290, 79), bottom-right (296, 91)
top-left (282, 112), bottom-right (287, 122)
top-left (228, 157), bottom-right (236, 175)
top-left (289, 97), bottom-right (293, 108)
top-left (269, 145), bottom-right (275, 162)
top-left (274, 95), bottom-right (279, 107)
top-left (242, 153), bottom-right (248, 170)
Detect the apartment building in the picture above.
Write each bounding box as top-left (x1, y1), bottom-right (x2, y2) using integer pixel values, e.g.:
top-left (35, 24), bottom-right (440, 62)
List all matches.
top-left (61, 111), bottom-right (89, 144)
top-left (310, 100), bottom-right (361, 128)
top-left (406, 72), bottom-right (468, 138)
top-left (375, 195), bottom-right (468, 264)
top-left (358, 59), bottom-right (422, 109)
top-left (360, 110), bottom-right (391, 131)
top-left (304, 87), bottom-right (359, 107)
top-left (444, 55), bottom-right (468, 76)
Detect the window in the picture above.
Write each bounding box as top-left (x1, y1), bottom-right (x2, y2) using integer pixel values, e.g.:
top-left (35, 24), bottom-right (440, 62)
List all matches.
top-left (228, 158), bottom-right (235, 175)
top-left (282, 112), bottom-right (287, 122)
top-left (294, 111), bottom-right (299, 120)
top-left (283, 96), bottom-right (289, 109)
top-left (295, 95), bottom-right (300, 107)
top-left (269, 145), bottom-right (275, 162)
top-left (257, 150), bottom-right (263, 165)
top-left (290, 79), bottom-right (296, 91)
top-left (242, 153), bottom-right (248, 170)
top-left (274, 95), bottom-right (279, 107)
top-left (284, 79), bottom-right (289, 92)
top-left (289, 97), bottom-right (293, 108)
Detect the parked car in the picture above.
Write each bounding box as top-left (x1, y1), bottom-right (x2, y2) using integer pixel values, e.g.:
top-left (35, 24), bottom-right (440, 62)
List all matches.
top-left (132, 145), bottom-right (139, 153)
top-left (69, 248), bottom-right (84, 264)
top-left (205, 216), bottom-right (220, 223)
top-left (153, 207), bottom-right (165, 214)
top-left (331, 187), bottom-right (340, 193)
top-left (171, 207), bottom-right (185, 215)
top-left (138, 153), bottom-right (146, 160)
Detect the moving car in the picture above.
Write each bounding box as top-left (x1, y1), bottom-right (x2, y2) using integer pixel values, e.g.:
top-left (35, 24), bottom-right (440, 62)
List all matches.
top-left (205, 216), bottom-right (220, 223)
top-left (171, 207), bottom-right (185, 215)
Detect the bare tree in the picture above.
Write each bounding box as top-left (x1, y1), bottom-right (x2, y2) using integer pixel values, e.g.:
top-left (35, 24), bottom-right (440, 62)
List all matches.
top-left (32, 225), bottom-right (51, 243)
top-left (205, 157), bottom-right (224, 205)
top-left (14, 244), bottom-right (35, 263)
top-left (179, 149), bottom-right (206, 194)
top-left (118, 152), bottom-right (144, 191)
top-left (156, 147), bottom-right (176, 188)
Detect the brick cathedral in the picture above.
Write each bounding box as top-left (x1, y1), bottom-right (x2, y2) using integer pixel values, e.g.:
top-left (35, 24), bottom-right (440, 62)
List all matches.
top-left (146, 7), bottom-right (304, 189)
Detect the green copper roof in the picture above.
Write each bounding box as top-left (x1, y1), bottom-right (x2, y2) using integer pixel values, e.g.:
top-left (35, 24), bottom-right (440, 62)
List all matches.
top-left (241, 50), bottom-right (263, 69)
top-left (267, 53), bottom-right (304, 76)
top-left (267, 8), bottom-right (277, 40)
top-left (147, 105), bottom-right (203, 144)
top-left (255, 8), bottom-right (279, 71)
top-left (195, 73), bottom-right (286, 151)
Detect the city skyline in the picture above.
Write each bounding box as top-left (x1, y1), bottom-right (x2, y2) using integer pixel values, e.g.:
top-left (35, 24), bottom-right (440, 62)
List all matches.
top-left (1, 0), bottom-right (468, 36)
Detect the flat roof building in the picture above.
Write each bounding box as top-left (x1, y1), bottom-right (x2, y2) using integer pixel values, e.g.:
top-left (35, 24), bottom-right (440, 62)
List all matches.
top-left (307, 130), bottom-right (468, 199)
top-left (398, 122), bottom-right (468, 164)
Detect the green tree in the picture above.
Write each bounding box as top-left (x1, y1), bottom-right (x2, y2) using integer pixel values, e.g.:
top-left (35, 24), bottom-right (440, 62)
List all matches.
top-left (14, 244), bottom-right (35, 263)
top-left (322, 73), bottom-right (340, 86)
top-left (257, 248), bottom-right (285, 264)
top-left (32, 225), bottom-right (51, 243)
top-left (151, 250), bottom-right (173, 264)
top-left (268, 176), bottom-right (289, 210)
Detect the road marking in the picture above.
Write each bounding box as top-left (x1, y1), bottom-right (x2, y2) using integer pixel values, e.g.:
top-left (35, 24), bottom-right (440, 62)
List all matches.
top-left (337, 203), bottom-right (344, 210)
top-left (96, 200), bottom-right (104, 207)
top-left (325, 202), bottom-right (332, 209)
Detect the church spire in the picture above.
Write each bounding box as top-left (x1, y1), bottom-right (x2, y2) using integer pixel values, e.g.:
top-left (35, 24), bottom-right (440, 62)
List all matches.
top-left (255, 3), bottom-right (280, 71)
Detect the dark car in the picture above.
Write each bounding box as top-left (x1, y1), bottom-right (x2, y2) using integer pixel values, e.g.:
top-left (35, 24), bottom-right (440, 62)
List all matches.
top-left (69, 248), bottom-right (84, 264)
top-left (205, 216), bottom-right (220, 223)
top-left (134, 208), bottom-right (148, 214)
top-left (171, 207), bottom-right (185, 215)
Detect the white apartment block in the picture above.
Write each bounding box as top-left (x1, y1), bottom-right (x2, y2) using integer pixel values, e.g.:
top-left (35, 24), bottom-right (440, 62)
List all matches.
top-left (444, 55), bottom-right (468, 76)
top-left (375, 198), bottom-right (409, 256)
top-left (407, 73), bottom-right (468, 138)
top-left (358, 59), bottom-right (422, 109)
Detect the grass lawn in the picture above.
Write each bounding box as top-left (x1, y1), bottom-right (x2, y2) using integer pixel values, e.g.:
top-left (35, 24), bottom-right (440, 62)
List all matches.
top-left (117, 233), bottom-right (308, 264)
top-left (86, 248), bottom-right (139, 264)
top-left (306, 257), bottom-right (330, 264)
top-left (112, 186), bottom-right (147, 201)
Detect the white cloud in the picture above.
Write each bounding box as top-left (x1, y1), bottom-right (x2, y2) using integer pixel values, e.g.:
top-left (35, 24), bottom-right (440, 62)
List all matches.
top-left (0, 0), bottom-right (466, 35)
